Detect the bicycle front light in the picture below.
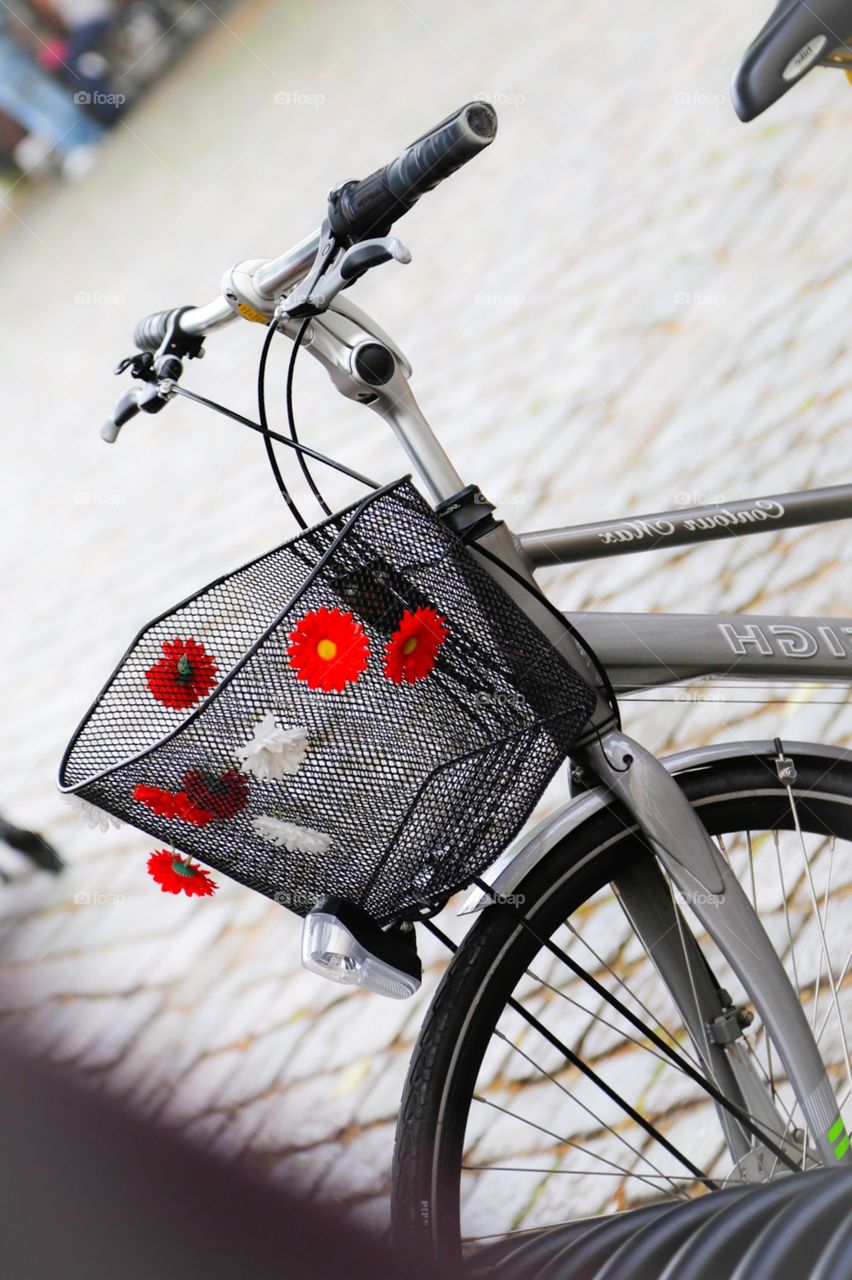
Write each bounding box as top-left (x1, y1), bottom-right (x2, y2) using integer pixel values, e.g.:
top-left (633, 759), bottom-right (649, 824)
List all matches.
top-left (300, 897), bottom-right (422, 999)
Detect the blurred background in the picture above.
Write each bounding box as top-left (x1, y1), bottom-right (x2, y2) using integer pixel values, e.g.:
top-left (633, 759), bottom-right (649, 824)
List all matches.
top-left (0, 0), bottom-right (851, 1237)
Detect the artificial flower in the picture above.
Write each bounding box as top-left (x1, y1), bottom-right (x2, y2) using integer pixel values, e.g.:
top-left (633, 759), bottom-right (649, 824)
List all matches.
top-left (146, 850), bottom-right (217, 897)
top-left (251, 815), bottom-right (331, 856)
top-left (145, 637), bottom-right (218, 710)
top-left (172, 792), bottom-right (216, 828)
top-left (235, 713), bottom-right (309, 782)
top-left (287, 607), bottom-right (369, 692)
top-left (133, 783), bottom-right (214, 828)
top-left (383, 607), bottom-right (448, 684)
top-left (133, 783), bottom-right (180, 818)
top-left (182, 768), bottom-right (249, 819)
top-left (62, 793), bottom-right (121, 833)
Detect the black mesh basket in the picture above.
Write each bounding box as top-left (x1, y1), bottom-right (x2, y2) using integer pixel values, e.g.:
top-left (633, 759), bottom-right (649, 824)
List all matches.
top-left (59, 478), bottom-right (597, 923)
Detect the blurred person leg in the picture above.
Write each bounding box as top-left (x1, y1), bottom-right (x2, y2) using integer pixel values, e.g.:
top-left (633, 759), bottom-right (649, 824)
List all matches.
top-left (55, 0), bottom-right (123, 123)
top-left (0, 30), bottom-right (104, 178)
top-left (65, 19), bottom-right (121, 121)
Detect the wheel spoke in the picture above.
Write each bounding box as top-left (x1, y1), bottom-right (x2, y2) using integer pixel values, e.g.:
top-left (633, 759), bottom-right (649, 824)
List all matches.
top-left (811, 836), bottom-right (836, 1034)
top-left (783, 781), bottom-right (852, 1108)
top-left (489, 1023), bottom-right (689, 1195)
top-left (565, 919), bottom-right (706, 1073)
top-left (405, 763), bottom-right (852, 1252)
top-left (523, 963), bottom-right (699, 1076)
top-left (469, 1093), bottom-right (692, 1201)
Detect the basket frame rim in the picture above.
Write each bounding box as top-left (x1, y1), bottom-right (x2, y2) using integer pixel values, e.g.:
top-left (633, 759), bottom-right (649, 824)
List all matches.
top-left (57, 476), bottom-right (414, 794)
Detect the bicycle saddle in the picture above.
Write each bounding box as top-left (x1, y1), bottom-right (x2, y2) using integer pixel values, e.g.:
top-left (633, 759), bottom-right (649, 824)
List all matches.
top-left (732, 0), bottom-right (852, 120)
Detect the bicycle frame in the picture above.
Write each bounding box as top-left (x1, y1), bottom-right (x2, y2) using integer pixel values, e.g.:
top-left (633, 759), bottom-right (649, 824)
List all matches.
top-left (130, 267), bottom-right (851, 1168)
top-left (523, 485), bottom-right (852, 691)
top-left (286, 294), bottom-right (851, 1167)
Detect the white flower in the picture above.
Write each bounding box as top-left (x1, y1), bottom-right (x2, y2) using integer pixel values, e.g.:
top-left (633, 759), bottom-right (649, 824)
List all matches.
top-left (235, 713), bottom-right (309, 782)
top-left (62, 794), bottom-right (121, 833)
top-left (252, 815), bottom-right (331, 856)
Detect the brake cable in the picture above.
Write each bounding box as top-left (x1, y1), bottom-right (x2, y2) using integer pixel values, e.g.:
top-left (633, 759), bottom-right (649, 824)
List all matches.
top-left (258, 319), bottom-right (308, 529)
top-left (286, 316), bottom-right (333, 517)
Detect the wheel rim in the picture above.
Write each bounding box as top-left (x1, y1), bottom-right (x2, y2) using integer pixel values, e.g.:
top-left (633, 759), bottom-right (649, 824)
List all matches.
top-left (405, 764), bottom-right (852, 1258)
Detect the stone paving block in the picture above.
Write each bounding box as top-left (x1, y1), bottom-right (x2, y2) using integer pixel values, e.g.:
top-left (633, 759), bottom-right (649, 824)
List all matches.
top-left (269, 1143), bottom-right (339, 1196)
top-left (158, 1048), bottom-right (248, 1123)
top-left (320, 1121), bottom-right (397, 1200)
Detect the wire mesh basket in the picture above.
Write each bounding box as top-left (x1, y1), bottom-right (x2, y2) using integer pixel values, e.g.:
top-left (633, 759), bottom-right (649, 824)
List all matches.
top-left (59, 478), bottom-right (597, 923)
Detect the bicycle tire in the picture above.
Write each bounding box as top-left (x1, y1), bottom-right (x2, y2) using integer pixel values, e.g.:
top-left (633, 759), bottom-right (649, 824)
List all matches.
top-left (392, 750), bottom-right (852, 1264)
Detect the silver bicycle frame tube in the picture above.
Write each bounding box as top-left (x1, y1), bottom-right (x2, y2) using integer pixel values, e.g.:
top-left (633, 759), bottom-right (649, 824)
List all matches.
top-left (520, 486), bottom-right (852, 566)
top-left (567, 611), bottom-right (852, 693)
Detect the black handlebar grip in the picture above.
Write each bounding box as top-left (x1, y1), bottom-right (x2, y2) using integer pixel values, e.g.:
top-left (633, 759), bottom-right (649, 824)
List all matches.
top-left (133, 307), bottom-right (184, 352)
top-left (328, 101), bottom-right (498, 245)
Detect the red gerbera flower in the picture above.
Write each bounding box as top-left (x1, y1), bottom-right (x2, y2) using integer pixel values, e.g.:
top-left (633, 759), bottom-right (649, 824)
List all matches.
top-left (146, 637), bottom-right (218, 710)
top-left (182, 768), bottom-right (249, 819)
top-left (133, 783), bottom-right (180, 818)
top-left (147, 849), bottom-right (217, 897)
top-left (383, 607), bottom-right (448, 684)
top-left (172, 792), bottom-right (216, 828)
top-left (287, 607), bottom-right (369, 692)
top-left (133, 783), bottom-right (214, 828)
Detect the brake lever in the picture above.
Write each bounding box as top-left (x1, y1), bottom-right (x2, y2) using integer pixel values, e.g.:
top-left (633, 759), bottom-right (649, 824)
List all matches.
top-left (103, 312), bottom-right (194, 442)
top-left (279, 225), bottom-right (411, 320)
top-left (101, 381), bottom-right (172, 443)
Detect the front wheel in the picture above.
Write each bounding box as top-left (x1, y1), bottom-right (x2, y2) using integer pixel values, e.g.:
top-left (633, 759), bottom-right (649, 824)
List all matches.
top-left (392, 749), bottom-right (852, 1265)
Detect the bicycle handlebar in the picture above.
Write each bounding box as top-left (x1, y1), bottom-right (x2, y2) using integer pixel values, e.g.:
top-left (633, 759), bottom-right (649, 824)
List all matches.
top-left (327, 101), bottom-right (498, 245)
top-left (132, 307), bottom-right (190, 352)
top-left (130, 102), bottom-right (498, 352)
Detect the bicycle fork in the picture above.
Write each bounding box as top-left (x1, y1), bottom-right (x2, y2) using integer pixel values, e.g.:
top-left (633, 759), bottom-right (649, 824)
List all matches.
top-left (582, 729), bottom-right (848, 1171)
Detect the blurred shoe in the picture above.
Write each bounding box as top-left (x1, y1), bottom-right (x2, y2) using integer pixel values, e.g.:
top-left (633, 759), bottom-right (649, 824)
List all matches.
top-left (12, 134), bottom-right (55, 178)
top-left (61, 143), bottom-right (100, 181)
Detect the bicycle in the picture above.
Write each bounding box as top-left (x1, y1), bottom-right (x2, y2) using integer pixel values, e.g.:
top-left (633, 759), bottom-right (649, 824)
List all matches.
top-left (58, 8), bottom-right (852, 1265)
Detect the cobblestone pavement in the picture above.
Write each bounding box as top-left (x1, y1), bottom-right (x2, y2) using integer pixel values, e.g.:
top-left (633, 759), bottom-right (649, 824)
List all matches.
top-left (2, 0), bottom-right (852, 1237)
